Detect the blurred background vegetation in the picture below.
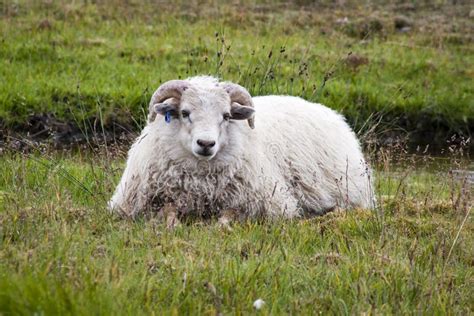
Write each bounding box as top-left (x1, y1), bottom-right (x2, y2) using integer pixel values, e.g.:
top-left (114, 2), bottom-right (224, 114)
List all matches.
top-left (0, 0), bottom-right (472, 150)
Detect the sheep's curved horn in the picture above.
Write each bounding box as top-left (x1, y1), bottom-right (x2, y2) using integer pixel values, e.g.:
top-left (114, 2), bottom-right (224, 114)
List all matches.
top-left (221, 82), bottom-right (255, 129)
top-left (148, 80), bottom-right (190, 123)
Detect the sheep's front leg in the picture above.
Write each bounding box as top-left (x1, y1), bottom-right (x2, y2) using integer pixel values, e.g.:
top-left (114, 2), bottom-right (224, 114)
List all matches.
top-left (162, 203), bottom-right (181, 229)
top-left (218, 209), bottom-right (239, 230)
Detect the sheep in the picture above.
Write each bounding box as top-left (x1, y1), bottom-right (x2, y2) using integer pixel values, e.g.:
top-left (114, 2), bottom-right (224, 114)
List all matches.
top-left (109, 76), bottom-right (375, 224)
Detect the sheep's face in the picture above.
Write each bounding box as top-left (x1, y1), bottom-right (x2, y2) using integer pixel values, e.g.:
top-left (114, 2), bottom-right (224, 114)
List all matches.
top-left (155, 86), bottom-right (254, 161)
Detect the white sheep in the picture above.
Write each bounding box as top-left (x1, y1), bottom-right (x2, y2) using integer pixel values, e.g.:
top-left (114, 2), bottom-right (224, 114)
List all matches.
top-left (109, 76), bottom-right (374, 223)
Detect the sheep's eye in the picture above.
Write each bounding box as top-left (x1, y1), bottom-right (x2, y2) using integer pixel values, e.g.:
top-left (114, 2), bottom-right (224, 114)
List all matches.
top-left (223, 113), bottom-right (231, 121)
top-left (181, 110), bottom-right (190, 118)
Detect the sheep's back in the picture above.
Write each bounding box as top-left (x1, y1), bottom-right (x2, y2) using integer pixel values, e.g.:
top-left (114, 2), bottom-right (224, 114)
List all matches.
top-left (251, 96), bottom-right (373, 210)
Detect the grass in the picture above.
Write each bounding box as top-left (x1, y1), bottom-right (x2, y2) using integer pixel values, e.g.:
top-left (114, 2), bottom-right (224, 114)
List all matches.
top-left (0, 149), bottom-right (472, 314)
top-left (0, 0), bottom-right (473, 146)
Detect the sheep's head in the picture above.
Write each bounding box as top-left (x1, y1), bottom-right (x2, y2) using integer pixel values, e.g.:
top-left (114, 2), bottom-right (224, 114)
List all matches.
top-left (148, 78), bottom-right (255, 160)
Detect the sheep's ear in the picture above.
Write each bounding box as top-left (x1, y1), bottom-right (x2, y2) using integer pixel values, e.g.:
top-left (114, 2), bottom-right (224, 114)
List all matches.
top-left (230, 103), bottom-right (255, 120)
top-left (154, 103), bottom-right (178, 117)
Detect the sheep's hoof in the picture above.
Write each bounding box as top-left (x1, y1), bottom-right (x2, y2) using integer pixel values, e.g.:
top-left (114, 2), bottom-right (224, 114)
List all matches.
top-left (162, 203), bottom-right (181, 230)
top-left (218, 209), bottom-right (238, 231)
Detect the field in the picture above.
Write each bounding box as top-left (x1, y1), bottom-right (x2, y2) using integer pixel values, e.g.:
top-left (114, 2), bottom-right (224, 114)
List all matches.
top-left (0, 150), bottom-right (473, 314)
top-left (0, 0), bottom-right (473, 315)
top-left (0, 0), bottom-right (473, 148)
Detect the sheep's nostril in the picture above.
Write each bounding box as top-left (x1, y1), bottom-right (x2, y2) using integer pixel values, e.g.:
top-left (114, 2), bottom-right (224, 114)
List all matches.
top-left (197, 139), bottom-right (216, 149)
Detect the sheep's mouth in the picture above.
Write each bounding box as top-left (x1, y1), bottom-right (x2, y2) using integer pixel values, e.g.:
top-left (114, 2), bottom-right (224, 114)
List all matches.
top-left (193, 150), bottom-right (216, 160)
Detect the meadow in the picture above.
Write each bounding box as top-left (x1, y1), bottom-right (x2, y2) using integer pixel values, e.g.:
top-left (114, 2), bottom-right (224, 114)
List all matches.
top-left (0, 0), bottom-right (472, 147)
top-left (0, 149), bottom-right (472, 314)
top-left (0, 0), bottom-right (473, 315)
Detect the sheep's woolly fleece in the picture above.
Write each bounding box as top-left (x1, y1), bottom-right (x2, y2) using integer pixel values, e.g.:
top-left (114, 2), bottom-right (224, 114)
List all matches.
top-left (109, 76), bottom-right (375, 218)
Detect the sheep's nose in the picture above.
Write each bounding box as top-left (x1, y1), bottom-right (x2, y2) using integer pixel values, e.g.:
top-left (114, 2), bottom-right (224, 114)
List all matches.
top-left (197, 139), bottom-right (216, 149)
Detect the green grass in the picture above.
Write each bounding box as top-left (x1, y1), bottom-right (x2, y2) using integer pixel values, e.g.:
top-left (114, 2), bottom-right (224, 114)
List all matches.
top-left (0, 152), bottom-right (472, 314)
top-left (1, 0), bottom-right (473, 144)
